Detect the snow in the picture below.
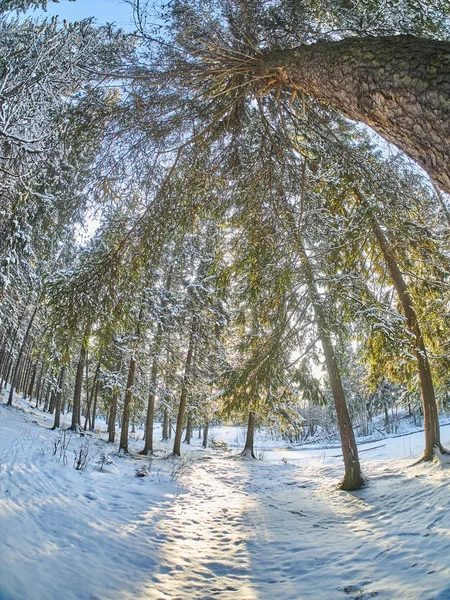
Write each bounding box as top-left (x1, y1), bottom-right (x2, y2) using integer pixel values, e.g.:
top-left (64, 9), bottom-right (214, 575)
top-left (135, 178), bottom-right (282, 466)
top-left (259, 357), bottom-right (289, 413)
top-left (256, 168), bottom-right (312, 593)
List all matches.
top-left (1, 396), bottom-right (450, 600)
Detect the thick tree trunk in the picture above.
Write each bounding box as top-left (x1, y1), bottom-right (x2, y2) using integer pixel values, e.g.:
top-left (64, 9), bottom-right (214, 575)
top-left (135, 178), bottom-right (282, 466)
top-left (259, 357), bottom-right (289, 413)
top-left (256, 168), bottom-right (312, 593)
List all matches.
top-left (119, 355), bottom-right (137, 453)
top-left (370, 217), bottom-right (441, 460)
top-left (258, 36), bottom-right (450, 193)
top-left (241, 410), bottom-right (256, 458)
top-left (70, 322), bottom-right (91, 431)
top-left (173, 314), bottom-right (197, 456)
top-left (299, 243), bottom-right (363, 490)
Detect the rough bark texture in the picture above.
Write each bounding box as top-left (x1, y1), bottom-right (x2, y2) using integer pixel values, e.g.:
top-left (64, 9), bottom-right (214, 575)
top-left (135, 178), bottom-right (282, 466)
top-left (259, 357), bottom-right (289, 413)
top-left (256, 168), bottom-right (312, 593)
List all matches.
top-left (259, 36), bottom-right (450, 193)
top-left (242, 410), bottom-right (256, 458)
top-left (371, 217), bottom-right (441, 460)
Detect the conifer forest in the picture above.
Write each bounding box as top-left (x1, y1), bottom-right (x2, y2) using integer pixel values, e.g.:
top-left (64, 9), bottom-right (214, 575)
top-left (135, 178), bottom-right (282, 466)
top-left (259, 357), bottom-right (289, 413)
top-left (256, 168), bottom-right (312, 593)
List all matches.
top-left (1, 1), bottom-right (450, 598)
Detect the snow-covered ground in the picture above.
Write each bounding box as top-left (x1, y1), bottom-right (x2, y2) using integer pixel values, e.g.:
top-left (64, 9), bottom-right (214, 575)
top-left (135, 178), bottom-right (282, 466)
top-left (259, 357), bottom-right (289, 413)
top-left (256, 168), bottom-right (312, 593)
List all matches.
top-left (1, 397), bottom-right (450, 600)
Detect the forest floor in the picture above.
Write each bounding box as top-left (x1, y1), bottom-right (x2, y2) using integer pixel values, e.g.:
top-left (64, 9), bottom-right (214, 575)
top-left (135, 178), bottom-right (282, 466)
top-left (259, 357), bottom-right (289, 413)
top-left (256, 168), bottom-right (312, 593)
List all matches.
top-left (1, 398), bottom-right (450, 600)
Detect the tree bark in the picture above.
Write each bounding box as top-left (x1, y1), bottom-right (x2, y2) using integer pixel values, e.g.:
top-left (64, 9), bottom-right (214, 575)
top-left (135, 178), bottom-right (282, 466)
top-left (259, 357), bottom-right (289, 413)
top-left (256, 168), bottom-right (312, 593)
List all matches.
top-left (52, 366), bottom-right (66, 430)
top-left (70, 322), bottom-right (91, 430)
top-left (299, 242), bottom-right (363, 490)
top-left (258, 36), bottom-right (450, 193)
top-left (119, 355), bottom-right (137, 453)
top-left (202, 421), bottom-right (209, 448)
top-left (90, 380), bottom-right (99, 431)
top-left (241, 410), bottom-right (256, 458)
top-left (27, 363), bottom-right (37, 403)
top-left (184, 413), bottom-right (192, 444)
top-left (162, 407), bottom-right (169, 440)
top-left (21, 349), bottom-right (33, 398)
top-left (370, 216), bottom-right (441, 460)
top-left (108, 388), bottom-right (119, 443)
top-left (173, 314), bottom-right (198, 456)
top-left (84, 361), bottom-right (101, 431)
top-left (7, 305), bottom-right (38, 406)
top-left (141, 355), bottom-right (158, 455)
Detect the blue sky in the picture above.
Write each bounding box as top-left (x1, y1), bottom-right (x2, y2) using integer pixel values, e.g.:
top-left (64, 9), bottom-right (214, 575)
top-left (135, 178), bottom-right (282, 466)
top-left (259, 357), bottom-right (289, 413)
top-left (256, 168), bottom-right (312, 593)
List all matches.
top-left (27, 0), bottom-right (136, 30)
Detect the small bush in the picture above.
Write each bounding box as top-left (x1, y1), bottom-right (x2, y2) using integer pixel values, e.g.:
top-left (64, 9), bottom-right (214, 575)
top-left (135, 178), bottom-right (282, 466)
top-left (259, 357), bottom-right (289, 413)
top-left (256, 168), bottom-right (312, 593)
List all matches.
top-left (73, 441), bottom-right (91, 471)
top-left (135, 463), bottom-right (151, 478)
top-left (96, 452), bottom-right (115, 472)
top-left (53, 429), bottom-right (72, 465)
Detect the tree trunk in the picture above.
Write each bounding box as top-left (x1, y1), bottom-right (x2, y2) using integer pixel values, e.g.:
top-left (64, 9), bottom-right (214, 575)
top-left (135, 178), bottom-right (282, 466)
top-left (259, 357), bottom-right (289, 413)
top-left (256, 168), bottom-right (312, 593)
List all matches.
top-left (299, 243), bottom-right (363, 490)
top-left (258, 36), bottom-right (450, 193)
top-left (370, 216), bottom-right (441, 460)
top-left (43, 380), bottom-right (52, 412)
top-left (27, 363), bottom-right (37, 403)
top-left (0, 328), bottom-right (11, 376)
top-left (162, 408), bottom-right (169, 440)
top-left (1, 300), bottom-right (30, 392)
top-left (173, 314), bottom-right (197, 456)
top-left (52, 366), bottom-right (66, 430)
top-left (141, 356), bottom-right (158, 455)
top-left (84, 361), bottom-right (101, 431)
top-left (108, 389), bottom-right (119, 443)
top-left (119, 355), bottom-right (137, 453)
top-left (184, 413), bottom-right (192, 444)
top-left (35, 363), bottom-right (46, 408)
top-left (90, 380), bottom-right (99, 431)
top-left (241, 410), bottom-right (256, 458)
top-left (70, 322), bottom-right (91, 431)
top-left (202, 421), bottom-right (209, 449)
top-left (48, 389), bottom-right (56, 414)
top-left (21, 350), bottom-right (33, 398)
top-left (7, 305), bottom-right (38, 407)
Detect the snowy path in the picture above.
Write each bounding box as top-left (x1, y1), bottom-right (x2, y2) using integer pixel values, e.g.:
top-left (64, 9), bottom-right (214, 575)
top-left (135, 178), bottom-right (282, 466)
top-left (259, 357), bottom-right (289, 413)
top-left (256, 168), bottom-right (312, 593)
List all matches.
top-left (1, 402), bottom-right (450, 600)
